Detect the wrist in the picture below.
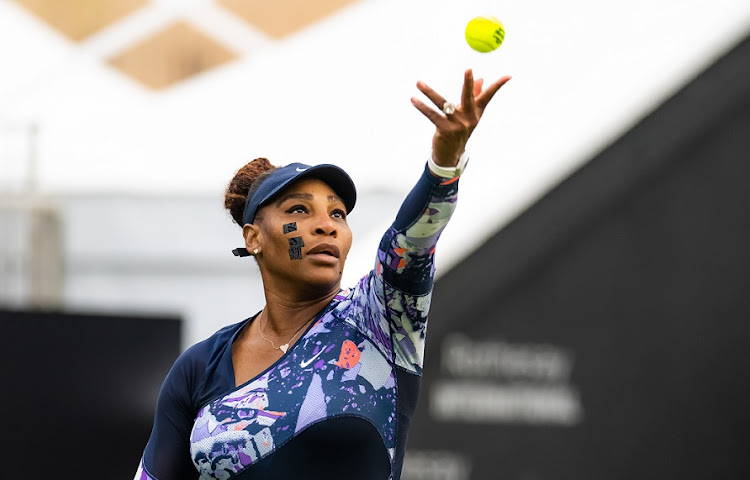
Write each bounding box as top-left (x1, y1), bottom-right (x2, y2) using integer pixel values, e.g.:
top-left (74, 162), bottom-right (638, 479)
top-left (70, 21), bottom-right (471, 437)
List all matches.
top-left (428, 150), bottom-right (470, 178)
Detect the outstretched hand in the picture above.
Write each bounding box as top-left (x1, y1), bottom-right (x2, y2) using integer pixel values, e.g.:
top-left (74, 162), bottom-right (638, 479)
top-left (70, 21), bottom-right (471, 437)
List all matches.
top-left (411, 69), bottom-right (511, 167)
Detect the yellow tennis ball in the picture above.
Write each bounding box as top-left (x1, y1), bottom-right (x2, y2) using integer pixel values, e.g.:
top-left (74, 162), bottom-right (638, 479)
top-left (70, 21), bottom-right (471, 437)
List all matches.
top-left (465, 16), bottom-right (505, 53)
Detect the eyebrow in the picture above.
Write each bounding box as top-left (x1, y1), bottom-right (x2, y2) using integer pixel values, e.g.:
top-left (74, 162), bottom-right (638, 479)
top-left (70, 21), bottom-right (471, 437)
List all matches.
top-left (275, 192), bottom-right (313, 207)
top-left (274, 193), bottom-right (345, 208)
top-left (328, 195), bottom-right (345, 206)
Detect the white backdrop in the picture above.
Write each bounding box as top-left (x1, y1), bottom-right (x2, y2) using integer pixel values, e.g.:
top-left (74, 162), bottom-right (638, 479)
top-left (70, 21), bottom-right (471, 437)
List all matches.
top-left (1, 0), bottom-right (749, 345)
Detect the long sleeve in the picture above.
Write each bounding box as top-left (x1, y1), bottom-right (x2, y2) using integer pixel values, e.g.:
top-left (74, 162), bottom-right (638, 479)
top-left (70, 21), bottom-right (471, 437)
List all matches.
top-left (133, 164), bottom-right (460, 480)
top-left (351, 164), bottom-right (459, 374)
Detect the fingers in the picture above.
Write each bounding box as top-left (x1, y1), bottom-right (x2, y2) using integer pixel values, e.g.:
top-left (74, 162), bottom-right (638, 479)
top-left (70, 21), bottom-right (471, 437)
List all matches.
top-left (416, 80), bottom-right (449, 112)
top-left (413, 72), bottom-right (511, 124)
top-left (410, 96), bottom-right (450, 128)
top-left (461, 69), bottom-right (475, 113)
top-left (473, 78), bottom-right (484, 98)
top-left (475, 75), bottom-right (512, 110)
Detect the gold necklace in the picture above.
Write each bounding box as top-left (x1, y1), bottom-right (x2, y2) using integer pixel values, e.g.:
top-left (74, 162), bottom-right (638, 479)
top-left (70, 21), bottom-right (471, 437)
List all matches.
top-left (258, 312), bottom-right (311, 353)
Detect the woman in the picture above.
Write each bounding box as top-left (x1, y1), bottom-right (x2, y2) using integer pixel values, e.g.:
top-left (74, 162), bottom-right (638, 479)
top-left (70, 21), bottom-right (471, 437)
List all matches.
top-left (135, 69), bottom-right (510, 480)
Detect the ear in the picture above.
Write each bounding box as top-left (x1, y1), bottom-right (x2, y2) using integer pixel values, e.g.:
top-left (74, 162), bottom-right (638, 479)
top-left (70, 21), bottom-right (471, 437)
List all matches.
top-left (243, 223), bottom-right (261, 254)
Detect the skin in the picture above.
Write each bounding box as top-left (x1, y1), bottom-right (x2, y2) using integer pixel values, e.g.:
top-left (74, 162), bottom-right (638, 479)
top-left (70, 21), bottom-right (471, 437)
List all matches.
top-left (232, 178), bottom-right (352, 385)
top-left (232, 69), bottom-right (511, 387)
top-left (412, 69), bottom-right (512, 167)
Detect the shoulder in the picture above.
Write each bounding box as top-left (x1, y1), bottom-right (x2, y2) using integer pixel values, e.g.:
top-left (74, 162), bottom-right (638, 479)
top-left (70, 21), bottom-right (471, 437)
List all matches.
top-left (173, 320), bottom-right (244, 371)
top-left (164, 317), bottom-right (252, 405)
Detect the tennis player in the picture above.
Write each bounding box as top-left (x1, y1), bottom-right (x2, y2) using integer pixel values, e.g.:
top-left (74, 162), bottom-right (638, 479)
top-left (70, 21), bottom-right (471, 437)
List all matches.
top-left (134, 69), bottom-right (511, 480)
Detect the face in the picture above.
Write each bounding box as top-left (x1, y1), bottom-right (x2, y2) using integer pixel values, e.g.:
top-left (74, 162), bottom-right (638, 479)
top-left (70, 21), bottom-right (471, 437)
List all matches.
top-left (244, 178), bottom-right (353, 295)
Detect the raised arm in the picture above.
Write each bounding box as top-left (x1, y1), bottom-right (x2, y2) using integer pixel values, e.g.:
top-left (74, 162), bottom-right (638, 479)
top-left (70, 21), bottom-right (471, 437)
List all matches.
top-left (352, 70), bottom-right (510, 373)
top-left (381, 69), bottom-right (511, 300)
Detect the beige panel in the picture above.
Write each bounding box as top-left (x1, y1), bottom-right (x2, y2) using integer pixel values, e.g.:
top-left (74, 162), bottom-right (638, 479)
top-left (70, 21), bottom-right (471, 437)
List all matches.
top-left (218, 0), bottom-right (358, 38)
top-left (14, 0), bottom-right (149, 42)
top-left (107, 21), bottom-right (237, 90)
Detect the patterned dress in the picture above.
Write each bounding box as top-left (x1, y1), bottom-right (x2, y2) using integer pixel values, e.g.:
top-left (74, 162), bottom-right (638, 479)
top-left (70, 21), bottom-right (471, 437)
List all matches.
top-left (134, 166), bottom-right (459, 479)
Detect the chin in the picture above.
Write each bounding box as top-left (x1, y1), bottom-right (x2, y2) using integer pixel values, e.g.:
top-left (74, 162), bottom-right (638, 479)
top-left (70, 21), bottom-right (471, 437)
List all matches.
top-left (298, 267), bottom-right (344, 292)
top-left (290, 264), bottom-right (343, 290)
top-left (310, 271), bottom-right (344, 287)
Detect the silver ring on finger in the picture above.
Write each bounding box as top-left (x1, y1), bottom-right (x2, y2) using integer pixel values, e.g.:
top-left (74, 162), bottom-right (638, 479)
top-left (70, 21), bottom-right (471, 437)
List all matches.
top-left (442, 101), bottom-right (456, 115)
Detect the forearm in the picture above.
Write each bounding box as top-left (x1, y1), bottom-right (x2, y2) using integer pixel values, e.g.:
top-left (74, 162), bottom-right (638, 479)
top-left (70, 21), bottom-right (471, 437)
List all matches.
top-left (378, 163), bottom-right (459, 295)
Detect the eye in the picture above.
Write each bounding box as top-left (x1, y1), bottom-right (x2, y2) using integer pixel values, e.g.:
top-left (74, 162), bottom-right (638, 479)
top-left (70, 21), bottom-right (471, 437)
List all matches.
top-left (331, 209), bottom-right (347, 219)
top-left (286, 205), bottom-right (308, 214)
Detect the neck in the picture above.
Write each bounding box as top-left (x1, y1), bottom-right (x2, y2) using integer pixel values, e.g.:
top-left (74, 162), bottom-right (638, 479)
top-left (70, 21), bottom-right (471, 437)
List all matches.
top-left (260, 286), bottom-right (339, 336)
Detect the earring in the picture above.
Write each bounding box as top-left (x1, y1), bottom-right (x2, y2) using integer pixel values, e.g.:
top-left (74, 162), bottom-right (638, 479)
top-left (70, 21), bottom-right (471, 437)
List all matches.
top-left (253, 248), bottom-right (259, 255)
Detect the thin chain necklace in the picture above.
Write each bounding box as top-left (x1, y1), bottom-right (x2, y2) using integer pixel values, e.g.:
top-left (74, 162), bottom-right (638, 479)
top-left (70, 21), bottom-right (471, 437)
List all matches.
top-left (258, 311), bottom-right (311, 354)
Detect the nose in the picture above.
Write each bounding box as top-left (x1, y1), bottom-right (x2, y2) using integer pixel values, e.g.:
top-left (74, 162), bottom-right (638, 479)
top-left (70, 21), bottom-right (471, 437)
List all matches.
top-left (313, 213), bottom-right (337, 237)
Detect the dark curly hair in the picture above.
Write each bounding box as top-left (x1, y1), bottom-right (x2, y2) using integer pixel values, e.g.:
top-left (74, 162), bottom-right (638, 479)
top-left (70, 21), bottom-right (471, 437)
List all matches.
top-left (224, 157), bottom-right (277, 226)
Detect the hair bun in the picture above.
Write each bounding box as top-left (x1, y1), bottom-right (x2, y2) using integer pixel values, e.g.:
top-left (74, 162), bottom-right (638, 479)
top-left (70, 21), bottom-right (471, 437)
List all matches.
top-left (224, 157), bottom-right (276, 225)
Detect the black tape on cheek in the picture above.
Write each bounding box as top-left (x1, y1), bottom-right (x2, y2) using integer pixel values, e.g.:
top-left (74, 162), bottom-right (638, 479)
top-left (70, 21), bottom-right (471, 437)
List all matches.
top-left (288, 236), bottom-right (304, 260)
top-left (283, 222), bottom-right (297, 234)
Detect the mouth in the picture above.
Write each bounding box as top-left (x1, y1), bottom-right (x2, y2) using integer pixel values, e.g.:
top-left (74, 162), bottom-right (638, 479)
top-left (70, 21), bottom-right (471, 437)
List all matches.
top-left (307, 243), bottom-right (340, 259)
